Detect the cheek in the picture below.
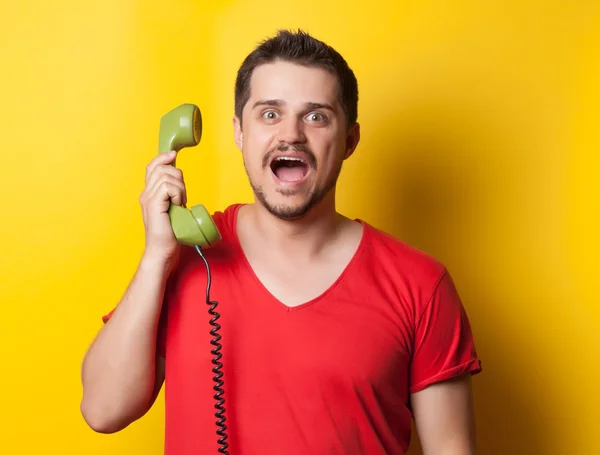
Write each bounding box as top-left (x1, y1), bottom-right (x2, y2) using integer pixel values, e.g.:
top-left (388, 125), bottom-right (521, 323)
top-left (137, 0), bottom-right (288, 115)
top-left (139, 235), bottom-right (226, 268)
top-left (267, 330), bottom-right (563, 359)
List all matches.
top-left (318, 139), bottom-right (345, 168)
top-left (245, 126), bottom-right (276, 153)
top-left (242, 130), bottom-right (275, 169)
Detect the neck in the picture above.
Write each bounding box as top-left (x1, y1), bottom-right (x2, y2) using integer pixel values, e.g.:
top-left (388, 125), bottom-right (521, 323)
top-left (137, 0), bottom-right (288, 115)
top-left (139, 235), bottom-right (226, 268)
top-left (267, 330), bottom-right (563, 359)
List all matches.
top-left (243, 193), bottom-right (344, 258)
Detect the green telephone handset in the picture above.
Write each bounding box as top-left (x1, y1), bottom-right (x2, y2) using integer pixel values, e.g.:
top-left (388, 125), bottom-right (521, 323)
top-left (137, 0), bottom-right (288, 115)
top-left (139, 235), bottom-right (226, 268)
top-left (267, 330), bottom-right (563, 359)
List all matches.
top-left (159, 104), bottom-right (229, 454)
top-left (158, 103), bottom-right (221, 247)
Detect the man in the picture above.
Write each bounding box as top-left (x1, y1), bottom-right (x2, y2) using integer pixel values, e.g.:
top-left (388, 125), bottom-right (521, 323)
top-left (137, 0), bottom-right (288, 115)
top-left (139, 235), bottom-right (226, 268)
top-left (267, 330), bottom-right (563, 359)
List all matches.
top-left (80, 29), bottom-right (482, 455)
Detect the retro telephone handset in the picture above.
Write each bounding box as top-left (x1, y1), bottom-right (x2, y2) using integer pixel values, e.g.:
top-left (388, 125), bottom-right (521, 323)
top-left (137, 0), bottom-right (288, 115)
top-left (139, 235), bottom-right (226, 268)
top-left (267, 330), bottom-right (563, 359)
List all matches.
top-left (158, 103), bottom-right (229, 454)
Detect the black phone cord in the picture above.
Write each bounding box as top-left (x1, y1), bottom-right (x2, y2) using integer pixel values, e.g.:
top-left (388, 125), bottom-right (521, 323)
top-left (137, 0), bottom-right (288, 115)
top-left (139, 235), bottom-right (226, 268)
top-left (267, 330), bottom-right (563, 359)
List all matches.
top-left (194, 244), bottom-right (229, 455)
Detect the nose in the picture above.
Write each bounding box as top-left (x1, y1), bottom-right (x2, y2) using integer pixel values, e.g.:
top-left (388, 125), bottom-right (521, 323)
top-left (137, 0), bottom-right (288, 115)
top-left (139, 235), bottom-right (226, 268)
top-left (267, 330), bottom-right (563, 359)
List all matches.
top-left (277, 117), bottom-right (306, 144)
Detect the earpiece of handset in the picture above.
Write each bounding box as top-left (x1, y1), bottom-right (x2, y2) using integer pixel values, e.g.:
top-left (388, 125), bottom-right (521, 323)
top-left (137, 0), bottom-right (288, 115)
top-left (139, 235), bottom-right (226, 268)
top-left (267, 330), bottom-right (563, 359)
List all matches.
top-left (158, 103), bottom-right (221, 247)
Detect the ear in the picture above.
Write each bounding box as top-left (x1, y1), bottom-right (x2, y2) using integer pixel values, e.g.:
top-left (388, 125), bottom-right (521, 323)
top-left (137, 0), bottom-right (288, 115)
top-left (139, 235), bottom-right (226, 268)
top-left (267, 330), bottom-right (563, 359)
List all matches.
top-left (233, 116), bottom-right (243, 151)
top-left (343, 122), bottom-right (360, 160)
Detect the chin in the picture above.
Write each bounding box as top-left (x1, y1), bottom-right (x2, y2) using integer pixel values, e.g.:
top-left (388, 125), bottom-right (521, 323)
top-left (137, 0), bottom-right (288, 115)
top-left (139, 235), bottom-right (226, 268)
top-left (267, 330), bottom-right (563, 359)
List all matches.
top-left (252, 180), bottom-right (334, 222)
top-left (256, 192), bottom-right (314, 220)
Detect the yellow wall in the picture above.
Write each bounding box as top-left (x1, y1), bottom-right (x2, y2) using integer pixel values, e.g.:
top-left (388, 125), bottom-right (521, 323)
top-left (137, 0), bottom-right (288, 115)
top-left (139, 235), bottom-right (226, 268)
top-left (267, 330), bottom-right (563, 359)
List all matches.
top-left (1, 1), bottom-right (598, 454)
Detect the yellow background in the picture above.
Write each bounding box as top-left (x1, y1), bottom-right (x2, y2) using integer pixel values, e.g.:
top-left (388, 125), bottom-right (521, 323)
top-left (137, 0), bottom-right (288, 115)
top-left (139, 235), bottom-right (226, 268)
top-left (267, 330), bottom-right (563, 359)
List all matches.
top-left (1, 1), bottom-right (598, 454)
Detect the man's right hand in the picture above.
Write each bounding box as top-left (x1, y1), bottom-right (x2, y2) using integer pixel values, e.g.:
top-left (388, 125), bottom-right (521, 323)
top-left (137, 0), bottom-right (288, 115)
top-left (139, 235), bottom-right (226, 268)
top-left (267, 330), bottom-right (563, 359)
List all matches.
top-left (139, 150), bottom-right (186, 266)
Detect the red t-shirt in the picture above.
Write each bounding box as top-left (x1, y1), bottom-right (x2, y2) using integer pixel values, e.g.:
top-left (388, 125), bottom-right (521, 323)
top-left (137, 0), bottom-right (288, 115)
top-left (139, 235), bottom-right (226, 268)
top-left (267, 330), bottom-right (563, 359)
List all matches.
top-left (103, 203), bottom-right (482, 454)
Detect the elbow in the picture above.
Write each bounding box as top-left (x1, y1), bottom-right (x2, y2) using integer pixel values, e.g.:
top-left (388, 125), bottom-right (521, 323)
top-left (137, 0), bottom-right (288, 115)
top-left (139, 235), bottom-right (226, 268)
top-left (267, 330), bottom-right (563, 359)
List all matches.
top-left (80, 395), bottom-right (140, 434)
top-left (78, 361), bottom-right (160, 434)
top-left (83, 419), bottom-right (122, 435)
top-left (80, 399), bottom-right (122, 434)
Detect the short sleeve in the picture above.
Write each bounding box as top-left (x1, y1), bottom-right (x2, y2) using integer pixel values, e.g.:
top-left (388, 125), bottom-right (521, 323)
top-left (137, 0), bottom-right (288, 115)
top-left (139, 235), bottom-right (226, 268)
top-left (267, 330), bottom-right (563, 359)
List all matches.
top-left (409, 269), bottom-right (482, 393)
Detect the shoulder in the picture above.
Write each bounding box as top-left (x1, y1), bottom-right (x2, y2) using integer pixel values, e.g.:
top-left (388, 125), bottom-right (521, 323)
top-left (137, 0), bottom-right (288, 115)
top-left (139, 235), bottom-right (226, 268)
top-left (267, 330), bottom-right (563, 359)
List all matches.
top-left (361, 221), bottom-right (447, 286)
top-left (361, 224), bottom-right (463, 328)
top-left (356, 221), bottom-right (460, 319)
top-left (210, 203), bottom-right (243, 241)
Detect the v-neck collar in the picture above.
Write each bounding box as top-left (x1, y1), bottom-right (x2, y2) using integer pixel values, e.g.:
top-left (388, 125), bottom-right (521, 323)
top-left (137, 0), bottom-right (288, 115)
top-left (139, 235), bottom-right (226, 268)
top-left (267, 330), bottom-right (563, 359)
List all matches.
top-left (228, 204), bottom-right (371, 312)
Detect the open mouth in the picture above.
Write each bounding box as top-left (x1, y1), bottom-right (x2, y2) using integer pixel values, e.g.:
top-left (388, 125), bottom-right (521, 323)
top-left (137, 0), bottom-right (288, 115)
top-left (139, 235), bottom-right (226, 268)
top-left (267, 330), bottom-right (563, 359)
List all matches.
top-left (270, 156), bottom-right (310, 183)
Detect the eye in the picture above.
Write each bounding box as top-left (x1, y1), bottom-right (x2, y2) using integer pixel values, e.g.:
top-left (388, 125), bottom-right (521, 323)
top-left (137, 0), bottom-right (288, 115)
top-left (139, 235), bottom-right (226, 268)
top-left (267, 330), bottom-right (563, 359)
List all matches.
top-left (305, 112), bottom-right (327, 123)
top-left (262, 110), bottom-right (279, 121)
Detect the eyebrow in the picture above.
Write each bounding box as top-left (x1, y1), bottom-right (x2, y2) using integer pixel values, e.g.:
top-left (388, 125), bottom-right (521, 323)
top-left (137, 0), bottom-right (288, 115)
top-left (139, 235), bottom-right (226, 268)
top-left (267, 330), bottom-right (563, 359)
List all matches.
top-left (252, 99), bottom-right (335, 111)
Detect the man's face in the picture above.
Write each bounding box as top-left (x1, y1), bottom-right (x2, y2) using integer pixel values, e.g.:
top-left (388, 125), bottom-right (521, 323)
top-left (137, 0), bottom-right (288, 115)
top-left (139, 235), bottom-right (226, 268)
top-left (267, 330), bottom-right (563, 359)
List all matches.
top-left (233, 60), bottom-right (360, 220)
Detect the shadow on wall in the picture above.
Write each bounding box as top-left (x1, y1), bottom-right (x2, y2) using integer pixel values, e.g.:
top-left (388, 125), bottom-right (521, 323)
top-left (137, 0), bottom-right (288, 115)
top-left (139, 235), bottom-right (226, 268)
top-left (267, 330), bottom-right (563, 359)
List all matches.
top-left (340, 98), bottom-right (546, 454)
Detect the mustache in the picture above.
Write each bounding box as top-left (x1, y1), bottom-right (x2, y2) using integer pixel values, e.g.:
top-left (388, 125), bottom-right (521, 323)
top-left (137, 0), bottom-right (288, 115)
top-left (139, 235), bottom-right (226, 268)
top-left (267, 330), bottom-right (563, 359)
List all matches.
top-left (262, 143), bottom-right (317, 169)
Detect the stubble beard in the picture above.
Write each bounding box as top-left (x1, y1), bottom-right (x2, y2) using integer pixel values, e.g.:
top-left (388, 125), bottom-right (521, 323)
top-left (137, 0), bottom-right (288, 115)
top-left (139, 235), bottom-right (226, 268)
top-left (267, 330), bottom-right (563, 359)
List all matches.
top-left (246, 160), bottom-right (344, 221)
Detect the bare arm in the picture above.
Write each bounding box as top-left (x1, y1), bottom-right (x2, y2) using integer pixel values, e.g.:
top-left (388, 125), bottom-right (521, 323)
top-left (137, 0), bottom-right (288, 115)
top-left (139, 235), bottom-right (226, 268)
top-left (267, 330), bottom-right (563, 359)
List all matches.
top-left (80, 150), bottom-right (186, 433)
top-left (411, 374), bottom-right (477, 455)
top-left (80, 257), bottom-right (170, 433)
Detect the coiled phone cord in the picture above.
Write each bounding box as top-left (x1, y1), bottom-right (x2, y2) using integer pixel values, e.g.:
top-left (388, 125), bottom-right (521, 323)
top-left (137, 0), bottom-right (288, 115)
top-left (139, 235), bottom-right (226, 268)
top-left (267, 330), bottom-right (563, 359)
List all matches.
top-left (194, 244), bottom-right (229, 455)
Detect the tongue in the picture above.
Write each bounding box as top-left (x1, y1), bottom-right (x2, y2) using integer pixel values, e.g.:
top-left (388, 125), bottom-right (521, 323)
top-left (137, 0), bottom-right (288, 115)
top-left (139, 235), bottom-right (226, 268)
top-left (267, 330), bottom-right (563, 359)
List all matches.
top-left (275, 166), bottom-right (306, 182)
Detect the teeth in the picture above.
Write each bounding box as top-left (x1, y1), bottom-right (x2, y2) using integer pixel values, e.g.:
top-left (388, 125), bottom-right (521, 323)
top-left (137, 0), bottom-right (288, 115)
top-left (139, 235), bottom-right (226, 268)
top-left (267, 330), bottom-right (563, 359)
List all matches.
top-left (276, 156), bottom-right (303, 162)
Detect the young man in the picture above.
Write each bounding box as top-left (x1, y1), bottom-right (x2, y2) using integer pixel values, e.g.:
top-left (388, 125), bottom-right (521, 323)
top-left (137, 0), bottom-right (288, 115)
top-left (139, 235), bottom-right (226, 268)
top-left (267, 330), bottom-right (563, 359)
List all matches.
top-left (80, 29), bottom-right (482, 455)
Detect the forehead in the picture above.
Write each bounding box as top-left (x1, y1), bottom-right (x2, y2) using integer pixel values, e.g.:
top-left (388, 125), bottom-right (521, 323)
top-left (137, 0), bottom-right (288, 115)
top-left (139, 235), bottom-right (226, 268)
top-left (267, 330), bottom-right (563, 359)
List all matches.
top-left (247, 60), bottom-right (340, 108)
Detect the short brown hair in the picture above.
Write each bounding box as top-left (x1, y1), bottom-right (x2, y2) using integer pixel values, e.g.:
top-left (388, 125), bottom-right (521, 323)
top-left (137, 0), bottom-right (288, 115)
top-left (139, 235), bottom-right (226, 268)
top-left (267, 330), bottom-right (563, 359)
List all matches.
top-left (234, 29), bottom-right (359, 129)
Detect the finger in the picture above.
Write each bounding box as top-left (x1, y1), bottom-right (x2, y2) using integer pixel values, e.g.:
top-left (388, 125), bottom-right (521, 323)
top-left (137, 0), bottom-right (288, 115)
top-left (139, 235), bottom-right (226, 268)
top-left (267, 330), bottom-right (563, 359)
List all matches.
top-left (140, 170), bottom-right (185, 210)
top-left (145, 151), bottom-right (177, 184)
top-left (152, 181), bottom-right (185, 207)
top-left (147, 174), bottom-right (187, 207)
top-left (147, 172), bottom-right (186, 201)
top-left (146, 163), bottom-right (185, 195)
